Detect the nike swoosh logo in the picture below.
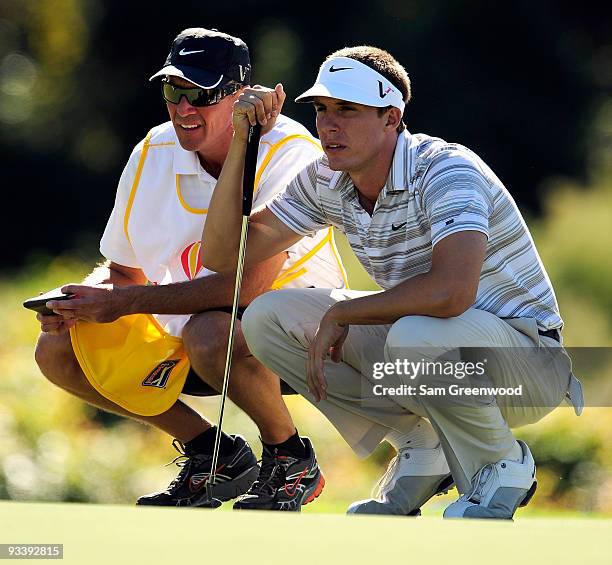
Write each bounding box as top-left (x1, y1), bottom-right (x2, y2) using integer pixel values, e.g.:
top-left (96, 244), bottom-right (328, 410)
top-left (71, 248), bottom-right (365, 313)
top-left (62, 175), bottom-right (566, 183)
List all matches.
top-left (189, 474), bottom-right (209, 492)
top-left (188, 464), bottom-right (226, 493)
top-left (284, 468), bottom-right (309, 496)
top-left (391, 222), bottom-right (407, 231)
top-left (329, 65), bottom-right (352, 73)
top-left (179, 48), bottom-right (205, 56)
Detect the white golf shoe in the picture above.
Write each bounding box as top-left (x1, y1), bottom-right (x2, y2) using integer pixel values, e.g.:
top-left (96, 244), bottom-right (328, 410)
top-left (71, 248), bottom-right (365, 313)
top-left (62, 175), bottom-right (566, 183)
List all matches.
top-left (443, 440), bottom-right (537, 520)
top-left (347, 443), bottom-right (454, 516)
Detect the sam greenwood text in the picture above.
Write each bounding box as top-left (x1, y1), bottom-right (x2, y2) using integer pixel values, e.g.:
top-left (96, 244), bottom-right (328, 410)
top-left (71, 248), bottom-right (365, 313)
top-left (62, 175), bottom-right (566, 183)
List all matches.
top-left (372, 384), bottom-right (524, 397)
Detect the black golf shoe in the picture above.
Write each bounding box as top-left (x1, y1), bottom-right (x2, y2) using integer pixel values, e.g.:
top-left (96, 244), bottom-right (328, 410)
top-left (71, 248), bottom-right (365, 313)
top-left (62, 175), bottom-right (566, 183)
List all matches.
top-left (136, 434), bottom-right (258, 507)
top-left (233, 437), bottom-right (325, 511)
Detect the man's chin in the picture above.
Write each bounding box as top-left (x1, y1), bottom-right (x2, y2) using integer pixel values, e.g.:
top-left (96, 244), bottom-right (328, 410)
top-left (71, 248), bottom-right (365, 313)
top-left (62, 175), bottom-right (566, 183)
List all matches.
top-left (174, 127), bottom-right (204, 152)
top-left (325, 155), bottom-right (347, 172)
top-left (177, 140), bottom-right (200, 152)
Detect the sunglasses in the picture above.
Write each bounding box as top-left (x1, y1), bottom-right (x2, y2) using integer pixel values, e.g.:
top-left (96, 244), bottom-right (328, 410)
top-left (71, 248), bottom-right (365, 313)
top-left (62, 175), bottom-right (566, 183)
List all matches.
top-left (161, 80), bottom-right (242, 107)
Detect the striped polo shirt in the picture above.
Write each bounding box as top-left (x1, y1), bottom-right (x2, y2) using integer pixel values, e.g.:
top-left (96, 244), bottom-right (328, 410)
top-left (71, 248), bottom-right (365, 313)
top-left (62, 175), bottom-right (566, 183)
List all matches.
top-left (268, 129), bottom-right (563, 331)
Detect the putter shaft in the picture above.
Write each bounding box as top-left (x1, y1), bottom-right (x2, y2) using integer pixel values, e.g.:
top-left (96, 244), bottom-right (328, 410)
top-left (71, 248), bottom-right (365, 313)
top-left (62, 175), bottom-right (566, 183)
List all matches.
top-left (205, 214), bottom-right (250, 503)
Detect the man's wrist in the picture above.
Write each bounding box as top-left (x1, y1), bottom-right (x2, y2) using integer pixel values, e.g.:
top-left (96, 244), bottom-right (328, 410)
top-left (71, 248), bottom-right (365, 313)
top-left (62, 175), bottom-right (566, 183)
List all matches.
top-left (231, 131), bottom-right (249, 149)
top-left (116, 285), bottom-right (141, 315)
top-left (325, 301), bottom-right (349, 326)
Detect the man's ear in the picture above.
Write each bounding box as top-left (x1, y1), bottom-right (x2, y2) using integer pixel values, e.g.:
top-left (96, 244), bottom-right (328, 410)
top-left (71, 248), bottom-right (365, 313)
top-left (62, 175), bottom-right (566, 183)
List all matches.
top-left (385, 107), bottom-right (402, 130)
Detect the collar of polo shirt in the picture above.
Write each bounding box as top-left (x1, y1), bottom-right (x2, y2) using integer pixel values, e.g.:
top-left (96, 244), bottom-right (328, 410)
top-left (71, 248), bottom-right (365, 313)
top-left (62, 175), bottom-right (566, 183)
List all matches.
top-left (172, 141), bottom-right (217, 182)
top-left (295, 56), bottom-right (405, 113)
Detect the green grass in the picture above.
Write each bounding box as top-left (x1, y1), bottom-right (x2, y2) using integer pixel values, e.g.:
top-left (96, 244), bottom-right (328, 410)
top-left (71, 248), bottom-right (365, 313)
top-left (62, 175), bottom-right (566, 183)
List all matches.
top-left (2, 213), bottom-right (612, 514)
top-left (1, 501), bottom-right (610, 565)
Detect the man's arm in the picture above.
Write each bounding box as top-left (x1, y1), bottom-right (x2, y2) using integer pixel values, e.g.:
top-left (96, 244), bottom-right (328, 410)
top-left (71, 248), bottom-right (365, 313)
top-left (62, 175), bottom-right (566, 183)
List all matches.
top-left (47, 253), bottom-right (287, 324)
top-left (328, 231), bottom-right (487, 324)
top-left (306, 231), bottom-right (487, 401)
top-left (201, 84), bottom-right (304, 273)
top-left (123, 251), bottom-right (288, 313)
top-left (201, 137), bottom-right (302, 273)
top-left (36, 261), bottom-right (147, 334)
top-left (85, 261), bottom-right (149, 287)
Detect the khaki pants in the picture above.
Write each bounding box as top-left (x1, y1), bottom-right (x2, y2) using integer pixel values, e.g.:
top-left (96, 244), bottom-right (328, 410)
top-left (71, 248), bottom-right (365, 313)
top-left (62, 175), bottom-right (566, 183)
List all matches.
top-left (242, 288), bottom-right (580, 493)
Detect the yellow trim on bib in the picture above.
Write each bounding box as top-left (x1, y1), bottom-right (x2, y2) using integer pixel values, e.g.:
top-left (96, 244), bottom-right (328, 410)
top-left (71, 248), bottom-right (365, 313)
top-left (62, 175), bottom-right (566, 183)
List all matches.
top-left (270, 228), bottom-right (331, 289)
top-left (278, 229), bottom-right (331, 276)
top-left (176, 175), bottom-right (208, 214)
top-left (148, 141), bottom-right (176, 147)
top-left (256, 134), bottom-right (325, 290)
top-left (254, 135), bottom-right (321, 193)
top-left (329, 229), bottom-right (349, 289)
top-left (269, 228), bottom-right (349, 289)
top-left (124, 129), bottom-right (154, 245)
top-left (271, 267), bottom-right (308, 289)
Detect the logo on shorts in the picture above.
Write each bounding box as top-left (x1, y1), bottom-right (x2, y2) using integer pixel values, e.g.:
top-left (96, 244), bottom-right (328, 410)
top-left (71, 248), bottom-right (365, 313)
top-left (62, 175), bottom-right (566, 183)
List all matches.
top-left (142, 360), bottom-right (180, 389)
top-left (181, 241), bottom-right (204, 280)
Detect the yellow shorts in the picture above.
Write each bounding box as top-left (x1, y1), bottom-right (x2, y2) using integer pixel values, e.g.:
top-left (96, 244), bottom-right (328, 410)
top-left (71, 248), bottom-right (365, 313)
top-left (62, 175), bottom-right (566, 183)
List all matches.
top-left (69, 314), bottom-right (191, 417)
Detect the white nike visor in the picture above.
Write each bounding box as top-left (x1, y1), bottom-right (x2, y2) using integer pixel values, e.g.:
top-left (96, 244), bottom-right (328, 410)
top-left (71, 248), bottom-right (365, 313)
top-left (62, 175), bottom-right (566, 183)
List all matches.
top-left (295, 56), bottom-right (405, 113)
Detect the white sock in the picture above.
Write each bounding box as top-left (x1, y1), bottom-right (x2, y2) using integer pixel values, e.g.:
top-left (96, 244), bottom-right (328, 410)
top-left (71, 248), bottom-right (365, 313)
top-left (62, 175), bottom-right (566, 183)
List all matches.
top-left (385, 419), bottom-right (439, 450)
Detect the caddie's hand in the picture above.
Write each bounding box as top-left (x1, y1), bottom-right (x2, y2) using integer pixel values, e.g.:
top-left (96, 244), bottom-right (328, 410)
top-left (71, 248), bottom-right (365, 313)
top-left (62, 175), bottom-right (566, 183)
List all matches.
top-left (307, 313), bottom-right (349, 402)
top-left (36, 312), bottom-right (75, 335)
top-left (232, 83), bottom-right (285, 142)
top-left (46, 284), bottom-right (131, 324)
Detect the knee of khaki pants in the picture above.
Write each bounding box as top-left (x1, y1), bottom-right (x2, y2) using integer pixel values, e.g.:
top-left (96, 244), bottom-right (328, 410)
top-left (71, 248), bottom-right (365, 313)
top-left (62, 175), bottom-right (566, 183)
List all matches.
top-left (386, 315), bottom-right (461, 349)
top-left (384, 315), bottom-right (457, 361)
top-left (242, 289), bottom-right (326, 361)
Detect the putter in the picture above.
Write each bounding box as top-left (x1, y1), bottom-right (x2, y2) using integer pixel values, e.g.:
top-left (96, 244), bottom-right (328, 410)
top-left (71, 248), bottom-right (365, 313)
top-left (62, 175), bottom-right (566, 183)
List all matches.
top-left (202, 122), bottom-right (262, 508)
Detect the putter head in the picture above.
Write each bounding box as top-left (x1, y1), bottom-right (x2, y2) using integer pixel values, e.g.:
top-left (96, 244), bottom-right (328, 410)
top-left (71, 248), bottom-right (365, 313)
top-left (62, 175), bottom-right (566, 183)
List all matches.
top-left (200, 481), bottom-right (223, 509)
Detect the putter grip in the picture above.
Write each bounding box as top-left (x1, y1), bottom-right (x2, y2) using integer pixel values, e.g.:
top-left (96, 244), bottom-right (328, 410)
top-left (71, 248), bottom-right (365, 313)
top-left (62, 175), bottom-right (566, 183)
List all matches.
top-left (242, 123), bottom-right (262, 217)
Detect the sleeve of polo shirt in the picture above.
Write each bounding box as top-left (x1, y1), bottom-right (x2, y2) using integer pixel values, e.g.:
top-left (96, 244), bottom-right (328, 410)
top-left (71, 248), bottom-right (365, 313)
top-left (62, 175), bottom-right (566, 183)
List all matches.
top-left (266, 159), bottom-right (330, 237)
top-left (99, 143), bottom-right (142, 268)
top-left (420, 149), bottom-right (494, 247)
top-left (252, 137), bottom-right (321, 210)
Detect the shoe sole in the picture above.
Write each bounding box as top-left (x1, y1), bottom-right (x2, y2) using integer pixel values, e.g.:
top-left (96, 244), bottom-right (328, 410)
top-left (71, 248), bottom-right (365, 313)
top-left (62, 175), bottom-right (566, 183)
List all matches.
top-left (232, 469), bottom-right (326, 511)
top-left (302, 472), bottom-right (326, 507)
top-left (503, 480), bottom-right (537, 521)
top-left (503, 480), bottom-right (539, 521)
top-left (409, 473), bottom-right (455, 516)
top-left (519, 480), bottom-right (537, 507)
top-left (192, 464), bottom-right (260, 507)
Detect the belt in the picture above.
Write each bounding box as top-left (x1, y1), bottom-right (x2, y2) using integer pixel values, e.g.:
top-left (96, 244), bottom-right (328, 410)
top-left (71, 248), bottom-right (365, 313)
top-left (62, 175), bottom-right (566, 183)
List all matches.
top-left (538, 328), bottom-right (560, 342)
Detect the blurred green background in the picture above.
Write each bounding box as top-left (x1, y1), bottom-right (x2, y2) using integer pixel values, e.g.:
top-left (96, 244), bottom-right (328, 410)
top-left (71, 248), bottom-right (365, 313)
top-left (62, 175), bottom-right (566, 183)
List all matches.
top-left (0, 0), bottom-right (611, 515)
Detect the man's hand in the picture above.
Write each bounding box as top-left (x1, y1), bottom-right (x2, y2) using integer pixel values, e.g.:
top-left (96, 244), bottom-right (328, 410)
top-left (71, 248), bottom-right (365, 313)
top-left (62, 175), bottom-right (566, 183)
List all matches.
top-left (37, 312), bottom-right (75, 335)
top-left (307, 309), bottom-right (349, 402)
top-left (46, 284), bottom-right (133, 324)
top-left (232, 84), bottom-right (286, 142)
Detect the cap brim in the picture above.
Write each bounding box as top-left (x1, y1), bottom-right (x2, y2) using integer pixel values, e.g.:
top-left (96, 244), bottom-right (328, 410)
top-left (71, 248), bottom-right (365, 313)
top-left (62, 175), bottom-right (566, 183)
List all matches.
top-left (149, 65), bottom-right (225, 89)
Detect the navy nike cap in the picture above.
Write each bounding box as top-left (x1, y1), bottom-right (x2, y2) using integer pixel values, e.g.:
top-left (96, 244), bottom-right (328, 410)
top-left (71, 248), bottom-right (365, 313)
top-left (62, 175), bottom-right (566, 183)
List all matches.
top-left (150, 28), bottom-right (251, 88)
